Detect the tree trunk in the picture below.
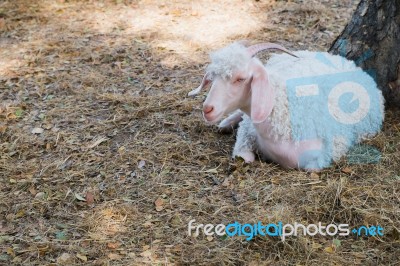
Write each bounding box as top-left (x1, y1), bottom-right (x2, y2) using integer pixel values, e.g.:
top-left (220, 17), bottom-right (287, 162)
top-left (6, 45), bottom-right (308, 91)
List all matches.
top-left (329, 0), bottom-right (400, 107)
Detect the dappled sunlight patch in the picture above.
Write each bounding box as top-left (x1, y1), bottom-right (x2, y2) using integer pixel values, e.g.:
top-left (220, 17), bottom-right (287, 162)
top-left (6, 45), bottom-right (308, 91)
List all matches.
top-left (25, 0), bottom-right (270, 63)
top-left (125, 0), bottom-right (265, 56)
top-left (0, 47), bottom-right (25, 79)
top-left (155, 39), bottom-right (205, 66)
top-left (126, 0), bottom-right (264, 39)
top-left (0, 59), bottom-right (21, 78)
top-left (86, 206), bottom-right (129, 241)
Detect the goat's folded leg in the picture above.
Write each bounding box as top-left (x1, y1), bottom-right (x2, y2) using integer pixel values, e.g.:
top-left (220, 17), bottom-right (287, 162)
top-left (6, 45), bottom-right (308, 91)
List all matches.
top-left (218, 110), bottom-right (244, 133)
top-left (232, 116), bottom-right (257, 163)
top-left (297, 149), bottom-right (326, 172)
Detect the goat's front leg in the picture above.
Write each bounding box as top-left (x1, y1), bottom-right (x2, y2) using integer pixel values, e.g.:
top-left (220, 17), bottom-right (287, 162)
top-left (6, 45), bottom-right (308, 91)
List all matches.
top-left (232, 117), bottom-right (257, 163)
top-left (218, 110), bottom-right (244, 133)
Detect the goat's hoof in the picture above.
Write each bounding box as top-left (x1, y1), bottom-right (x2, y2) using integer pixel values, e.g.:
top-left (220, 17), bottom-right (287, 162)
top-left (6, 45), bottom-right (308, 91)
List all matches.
top-left (218, 121), bottom-right (235, 133)
top-left (218, 119), bottom-right (230, 128)
top-left (218, 125), bottom-right (234, 134)
top-left (234, 151), bottom-right (255, 163)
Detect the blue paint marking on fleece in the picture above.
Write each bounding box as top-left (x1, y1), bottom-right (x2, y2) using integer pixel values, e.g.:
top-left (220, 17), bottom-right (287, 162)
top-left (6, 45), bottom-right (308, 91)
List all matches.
top-left (286, 66), bottom-right (383, 168)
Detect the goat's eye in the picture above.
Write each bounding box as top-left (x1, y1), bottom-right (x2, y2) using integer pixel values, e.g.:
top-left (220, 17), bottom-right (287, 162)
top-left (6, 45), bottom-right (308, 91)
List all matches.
top-left (235, 78), bottom-right (246, 83)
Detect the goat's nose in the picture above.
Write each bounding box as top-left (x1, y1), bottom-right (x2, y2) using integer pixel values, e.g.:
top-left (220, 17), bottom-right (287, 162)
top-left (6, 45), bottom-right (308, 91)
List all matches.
top-left (203, 105), bottom-right (214, 114)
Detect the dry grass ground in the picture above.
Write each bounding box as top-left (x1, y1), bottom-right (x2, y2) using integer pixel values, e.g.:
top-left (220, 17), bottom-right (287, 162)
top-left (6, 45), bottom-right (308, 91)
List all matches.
top-left (0, 0), bottom-right (399, 265)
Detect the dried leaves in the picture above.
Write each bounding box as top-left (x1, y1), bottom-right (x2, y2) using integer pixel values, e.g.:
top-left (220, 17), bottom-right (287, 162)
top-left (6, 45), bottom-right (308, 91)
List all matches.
top-left (154, 198), bottom-right (164, 212)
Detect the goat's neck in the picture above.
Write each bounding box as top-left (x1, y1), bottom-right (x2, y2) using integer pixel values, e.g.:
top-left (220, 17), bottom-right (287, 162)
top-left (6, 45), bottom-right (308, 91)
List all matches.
top-left (253, 120), bottom-right (274, 140)
top-left (239, 105), bottom-right (274, 134)
top-left (239, 105), bottom-right (251, 116)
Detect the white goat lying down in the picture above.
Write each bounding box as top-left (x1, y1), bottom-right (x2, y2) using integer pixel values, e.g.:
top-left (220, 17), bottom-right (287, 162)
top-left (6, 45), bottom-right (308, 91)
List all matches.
top-left (188, 42), bottom-right (384, 171)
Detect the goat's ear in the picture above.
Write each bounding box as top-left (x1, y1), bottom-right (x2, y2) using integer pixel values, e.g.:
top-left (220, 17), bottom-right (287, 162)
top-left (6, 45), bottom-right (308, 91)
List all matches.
top-left (250, 64), bottom-right (274, 123)
top-left (188, 73), bottom-right (211, 96)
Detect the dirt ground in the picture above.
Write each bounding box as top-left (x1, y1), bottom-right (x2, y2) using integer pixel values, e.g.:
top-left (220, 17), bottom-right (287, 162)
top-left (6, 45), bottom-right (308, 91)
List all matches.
top-left (0, 0), bottom-right (399, 265)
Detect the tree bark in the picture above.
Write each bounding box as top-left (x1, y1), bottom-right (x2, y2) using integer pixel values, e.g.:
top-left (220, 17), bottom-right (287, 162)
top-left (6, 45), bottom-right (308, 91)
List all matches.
top-left (329, 0), bottom-right (400, 107)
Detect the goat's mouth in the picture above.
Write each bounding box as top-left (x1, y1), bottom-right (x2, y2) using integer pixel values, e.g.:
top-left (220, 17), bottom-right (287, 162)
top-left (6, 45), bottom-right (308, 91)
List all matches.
top-left (203, 111), bottom-right (224, 124)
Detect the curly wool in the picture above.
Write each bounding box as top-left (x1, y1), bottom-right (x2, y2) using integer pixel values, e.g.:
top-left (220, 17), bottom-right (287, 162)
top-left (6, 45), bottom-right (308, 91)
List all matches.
top-left (266, 50), bottom-right (384, 136)
top-left (241, 50), bottom-right (384, 166)
top-left (206, 42), bottom-right (251, 80)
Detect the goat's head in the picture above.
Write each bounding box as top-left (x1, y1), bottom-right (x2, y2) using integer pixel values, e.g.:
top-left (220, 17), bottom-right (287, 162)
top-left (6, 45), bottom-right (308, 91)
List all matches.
top-left (189, 42), bottom-right (296, 124)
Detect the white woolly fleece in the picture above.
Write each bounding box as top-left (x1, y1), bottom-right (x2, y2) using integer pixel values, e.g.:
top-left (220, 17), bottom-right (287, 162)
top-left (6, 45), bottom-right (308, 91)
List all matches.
top-left (265, 50), bottom-right (384, 142)
top-left (206, 42), bottom-right (251, 80)
top-left (232, 50), bottom-right (384, 167)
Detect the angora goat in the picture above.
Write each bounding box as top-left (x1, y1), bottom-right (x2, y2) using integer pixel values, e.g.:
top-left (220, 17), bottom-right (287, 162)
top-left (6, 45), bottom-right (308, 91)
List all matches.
top-left (188, 42), bottom-right (384, 171)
